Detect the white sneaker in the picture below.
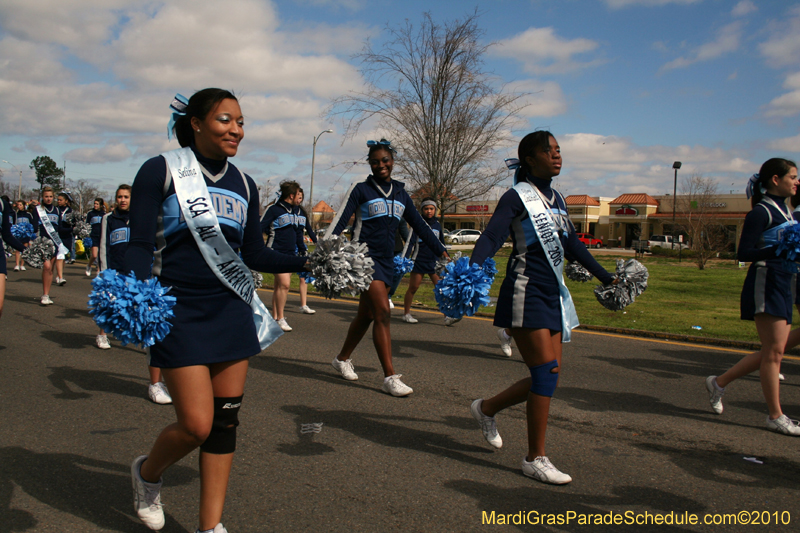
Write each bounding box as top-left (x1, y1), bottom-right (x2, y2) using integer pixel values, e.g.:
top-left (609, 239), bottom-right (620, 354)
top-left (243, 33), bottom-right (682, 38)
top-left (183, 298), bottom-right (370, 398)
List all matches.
top-left (444, 316), bottom-right (462, 326)
top-left (85, 265), bottom-right (92, 277)
top-left (780, 373), bottom-right (785, 381)
top-left (705, 376), bottom-right (724, 415)
top-left (300, 305), bottom-right (316, 314)
top-left (388, 299), bottom-right (395, 309)
top-left (96, 334), bottom-right (111, 350)
top-left (196, 524), bottom-right (228, 533)
top-left (13, 266), bottom-right (20, 272)
top-left (40, 295), bottom-right (53, 306)
top-left (57, 277), bottom-right (67, 286)
top-left (148, 382), bottom-right (173, 405)
top-left (131, 455), bottom-right (165, 530)
top-left (497, 328), bottom-right (513, 357)
top-left (332, 357), bottom-right (358, 381)
top-left (382, 374), bottom-right (413, 397)
top-left (277, 318), bottom-right (292, 332)
top-left (470, 399), bottom-right (502, 448)
top-left (522, 456), bottom-right (572, 485)
top-left (20, 265), bottom-right (26, 271)
top-left (766, 414), bottom-right (800, 436)
top-left (402, 314), bottom-right (418, 324)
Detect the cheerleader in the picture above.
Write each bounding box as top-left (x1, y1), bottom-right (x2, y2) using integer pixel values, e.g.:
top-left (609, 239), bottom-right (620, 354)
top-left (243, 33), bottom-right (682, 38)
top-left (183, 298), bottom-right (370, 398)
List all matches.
top-left (329, 139), bottom-right (448, 396)
top-left (85, 198), bottom-right (106, 276)
top-left (32, 187), bottom-right (66, 305)
top-left (468, 131), bottom-right (615, 484)
top-left (54, 192), bottom-right (73, 285)
top-left (705, 158), bottom-right (800, 436)
top-left (261, 180), bottom-right (307, 331)
top-left (401, 198), bottom-right (445, 324)
top-left (1, 196), bottom-right (26, 319)
top-left (10, 200), bottom-right (33, 272)
top-left (295, 188), bottom-right (317, 314)
top-left (125, 89), bottom-right (308, 533)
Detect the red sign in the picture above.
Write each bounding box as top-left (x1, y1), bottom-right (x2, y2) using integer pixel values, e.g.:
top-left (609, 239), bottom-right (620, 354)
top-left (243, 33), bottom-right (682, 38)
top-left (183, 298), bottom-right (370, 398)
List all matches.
top-left (615, 206), bottom-right (638, 215)
top-left (466, 205), bottom-right (489, 212)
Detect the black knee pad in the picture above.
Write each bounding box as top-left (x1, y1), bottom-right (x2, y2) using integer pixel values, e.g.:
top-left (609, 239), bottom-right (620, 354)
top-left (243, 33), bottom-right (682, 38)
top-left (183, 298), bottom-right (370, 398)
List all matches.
top-left (200, 396), bottom-right (242, 454)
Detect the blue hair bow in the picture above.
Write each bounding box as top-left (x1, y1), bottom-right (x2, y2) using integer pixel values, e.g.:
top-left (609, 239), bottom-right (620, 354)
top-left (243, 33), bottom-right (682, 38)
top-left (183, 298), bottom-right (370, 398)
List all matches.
top-left (745, 173), bottom-right (761, 200)
top-left (167, 93), bottom-right (189, 140)
top-left (504, 158), bottom-right (524, 184)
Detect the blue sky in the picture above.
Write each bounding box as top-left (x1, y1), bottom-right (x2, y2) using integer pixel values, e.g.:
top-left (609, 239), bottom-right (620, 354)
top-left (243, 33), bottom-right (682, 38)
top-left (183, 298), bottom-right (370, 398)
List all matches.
top-left (1, 0), bottom-right (798, 204)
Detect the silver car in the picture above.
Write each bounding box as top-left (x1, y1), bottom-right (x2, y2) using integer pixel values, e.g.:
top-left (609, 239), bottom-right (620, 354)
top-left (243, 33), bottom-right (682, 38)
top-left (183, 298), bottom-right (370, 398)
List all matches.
top-left (447, 229), bottom-right (482, 244)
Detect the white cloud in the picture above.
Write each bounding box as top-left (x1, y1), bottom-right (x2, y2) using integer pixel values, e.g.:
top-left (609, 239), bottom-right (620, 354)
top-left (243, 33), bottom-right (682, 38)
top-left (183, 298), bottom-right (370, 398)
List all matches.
top-left (731, 1), bottom-right (757, 17)
top-left (764, 72), bottom-right (800, 117)
top-left (507, 80), bottom-right (568, 118)
top-left (768, 134), bottom-right (800, 152)
top-left (759, 7), bottom-right (800, 68)
top-left (492, 27), bottom-right (602, 75)
top-left (605, 0), bottom-right (701, 8)
top-left (64, 142), bottom-right (133, 164)
top-left (660, 22), bottom-right (742, 72)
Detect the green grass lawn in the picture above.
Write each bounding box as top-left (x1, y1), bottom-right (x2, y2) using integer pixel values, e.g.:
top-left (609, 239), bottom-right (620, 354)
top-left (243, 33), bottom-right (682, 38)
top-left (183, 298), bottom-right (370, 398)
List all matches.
top-left (259, 247), bottom-right (799, 344)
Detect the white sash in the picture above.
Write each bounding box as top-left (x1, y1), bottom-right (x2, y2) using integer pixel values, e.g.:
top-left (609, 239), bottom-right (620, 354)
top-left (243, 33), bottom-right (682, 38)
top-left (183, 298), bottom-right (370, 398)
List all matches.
top-left (162, 147), bottom-right (283, 351)
top-left (513, 181), bottom-right (579, 343)
top-left (36, 205), bottom-right (69, 257)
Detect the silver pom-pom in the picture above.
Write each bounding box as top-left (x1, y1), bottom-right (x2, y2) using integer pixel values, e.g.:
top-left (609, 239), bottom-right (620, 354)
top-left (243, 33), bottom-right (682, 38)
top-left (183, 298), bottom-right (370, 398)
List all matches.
top-left (594, 259), bottom-right (649, 311)
top-left (435, 251), bottom-right (463, 277)
top-left (307, 235), bottom-right (375, 299)
top-left (251, 270), bottom-right (263, 289)
top-left (565, 261), bottom-right (593, 282)
top-left (73, 220), bottom-right (91, 239)
top-left (64, 211), bottom-right (82, 227)
top-left (22, 237), bottom-right (56, 269)
top-left (4, 243), bottom-right (12, 258)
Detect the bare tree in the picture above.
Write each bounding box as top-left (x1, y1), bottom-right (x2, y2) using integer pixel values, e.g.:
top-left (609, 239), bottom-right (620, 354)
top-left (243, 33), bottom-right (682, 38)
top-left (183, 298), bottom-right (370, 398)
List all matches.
top-left (257, 178), bottom-right (277, 217)
top-left (327, 11), bottom-right (528, 223)
top-left (679, 174), bottom-right (729, 269)
top-left (66, 178), bottom-right (108, 216)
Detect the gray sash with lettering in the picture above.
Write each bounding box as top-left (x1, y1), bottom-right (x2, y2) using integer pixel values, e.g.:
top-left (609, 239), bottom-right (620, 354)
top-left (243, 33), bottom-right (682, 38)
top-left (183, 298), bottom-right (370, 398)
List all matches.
top-left (162, 147), bottom-right (282, 351)
top-left (36, 205), bottom-right (69, 258)
top-left (513, 181), bottom-right (579, 342)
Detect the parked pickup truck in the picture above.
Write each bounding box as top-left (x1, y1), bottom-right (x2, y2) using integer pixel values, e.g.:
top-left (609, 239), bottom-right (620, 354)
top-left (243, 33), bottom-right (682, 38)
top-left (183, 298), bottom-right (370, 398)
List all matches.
top-left (631, 234), bottom-right (690, 251)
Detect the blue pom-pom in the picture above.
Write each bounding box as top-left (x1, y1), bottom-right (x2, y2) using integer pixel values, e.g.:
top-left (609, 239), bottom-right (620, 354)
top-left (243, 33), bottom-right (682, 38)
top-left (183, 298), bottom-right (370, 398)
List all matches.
top-left (434, 257), bottom-right (493, 319)
top-left (299, 270), bottom-right (316, 285)
top-left (11, 221), bottom-right (36, 240)
top-left (481, 257), bottom-right (498, 277)
top-left (88, 269), bottom-right (176, 348)
top-left (777, 224), bottom-right (800, 263)
top-left (393, 255), bottom-right (414, 276)
top-left (82, 237), bottom-right (93, 249)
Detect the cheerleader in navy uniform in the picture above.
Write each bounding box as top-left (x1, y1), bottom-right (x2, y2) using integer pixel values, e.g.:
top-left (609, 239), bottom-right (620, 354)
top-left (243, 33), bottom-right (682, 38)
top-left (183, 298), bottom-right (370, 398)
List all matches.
top-left (126, 89), bottom-right (308, 533)
top-left (705, 158), bottom-right (800, 436)
top-left (32, 187), bottom-right (62, 305)
top-left (468, 131), bottom-right (615, 484)
top-left (11, 200), bottom-right (33, 272)
top-left (401, 198), bottom-right (445, 324)
top-left (1, 196), bottom-right (26, 319)
top-left (261, 180), bottom-right (306, 331)
top-left (85, 198), bottom-right (106, 276)
top-left (295, 188), bottom-right (317, 314)
top-left (329, 139), bottom-right (448, 396)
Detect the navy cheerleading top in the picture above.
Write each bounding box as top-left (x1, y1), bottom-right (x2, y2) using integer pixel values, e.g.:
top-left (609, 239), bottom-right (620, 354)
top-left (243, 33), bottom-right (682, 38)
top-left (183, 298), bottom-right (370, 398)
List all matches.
top-left (86, 208), bottom-right (105, 243)
top-left (99, 208), bottom-right (130, 271)
top-left (261, 199), bottom-right (306, 255)
top-left (296, 205), bottom-right (317, 253)
top-left (471, 175), bottom-right (614, 286)
top-left (33, 203), bottom-right (67, 240)
top-left (126, 147), bottom-right (306, 284)
top-left (331, 176), bottom-right (445, 260)
top-left (0, 198), bottom-right (24, 252)
top-left (736, 193), bottom-right (790, 268)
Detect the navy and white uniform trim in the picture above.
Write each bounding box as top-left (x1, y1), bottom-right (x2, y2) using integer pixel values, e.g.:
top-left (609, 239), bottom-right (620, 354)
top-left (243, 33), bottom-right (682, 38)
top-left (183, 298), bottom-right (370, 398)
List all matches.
top-left (99, 209), bottom-right (130, 272)
top-left (261, 199), bottom-right (306, 255)
top-left (407, 216), bottom-right (445, 274)
top-left (86, 208), bottom-right (106, 243)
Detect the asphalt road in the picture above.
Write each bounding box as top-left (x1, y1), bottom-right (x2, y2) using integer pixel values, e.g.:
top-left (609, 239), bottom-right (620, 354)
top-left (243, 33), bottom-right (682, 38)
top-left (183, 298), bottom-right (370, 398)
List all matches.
top-left (2, 259), bottom-right (799, 532)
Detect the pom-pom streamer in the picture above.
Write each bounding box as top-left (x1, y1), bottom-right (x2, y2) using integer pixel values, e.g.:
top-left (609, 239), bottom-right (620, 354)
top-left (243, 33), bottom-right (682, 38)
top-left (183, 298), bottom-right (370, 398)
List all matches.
top-left (299, 270), bottom-right (316, 285)
top-left (64, 211), bottom-right (82, 227)
top-left (481, 257), bottom-right (498, 278)
top-left (251, 270), bottom-right (263, 289)
top-left (435, 251), bottom-right (463, 277)
top-left (22, 237), bottom-right (55, 268)
top-left (594, 259), bottom-right (649, 311)
top-left (393, 255), bottom-right (414, 277)
top-left (11, 221), bottom-right (37, 241)
top-left (81, 237), bottom-right (93, 249)
top-left (776, 224), bottom-right (800, 270)
top-left (307, 235), bottom-right (374, 299)
top-left (434, 257), bottom-right (493, 319)
top-left (88, 269), bottom-right (176, 348)
top-left (73, 220), bottom-right (91, 239)
top-left (565, 262), bottom-right (593, 282)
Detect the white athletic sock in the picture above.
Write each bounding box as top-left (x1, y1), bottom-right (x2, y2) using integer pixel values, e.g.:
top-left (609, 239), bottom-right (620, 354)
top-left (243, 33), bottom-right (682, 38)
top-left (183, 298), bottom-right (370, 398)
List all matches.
top-left (501, 329), bottom-right (511, 342)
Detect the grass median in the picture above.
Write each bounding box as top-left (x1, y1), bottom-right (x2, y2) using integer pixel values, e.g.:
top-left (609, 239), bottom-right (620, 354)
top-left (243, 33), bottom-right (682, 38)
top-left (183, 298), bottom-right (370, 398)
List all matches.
top-left (258, 247), bottom-right (799, 345)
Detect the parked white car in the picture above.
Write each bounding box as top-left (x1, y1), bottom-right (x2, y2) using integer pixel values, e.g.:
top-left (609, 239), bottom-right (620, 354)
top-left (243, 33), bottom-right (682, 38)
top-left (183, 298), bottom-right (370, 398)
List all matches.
top-left (447, 229), bottom-right (482, 244)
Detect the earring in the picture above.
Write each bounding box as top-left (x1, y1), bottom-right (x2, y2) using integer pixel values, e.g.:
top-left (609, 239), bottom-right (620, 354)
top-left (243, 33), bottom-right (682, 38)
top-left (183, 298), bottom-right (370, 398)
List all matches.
top-left (196, 129), bottom-right (201, 133)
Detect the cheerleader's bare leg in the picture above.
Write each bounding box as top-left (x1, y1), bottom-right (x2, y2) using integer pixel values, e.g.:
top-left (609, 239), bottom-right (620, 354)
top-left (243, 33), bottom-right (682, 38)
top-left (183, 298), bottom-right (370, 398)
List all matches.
top-left (0, 275), bottom-right (6, 319)
top-left (42, 256), bottom-right (55, 295)
top-left (754, 314), bottom-right (790, 420)
top-left (272, 272), bottom-right (291, 320)
top-left (403, 272), bottom-right (423, 315)
top-left (336, 280), bottom-right (395, 377)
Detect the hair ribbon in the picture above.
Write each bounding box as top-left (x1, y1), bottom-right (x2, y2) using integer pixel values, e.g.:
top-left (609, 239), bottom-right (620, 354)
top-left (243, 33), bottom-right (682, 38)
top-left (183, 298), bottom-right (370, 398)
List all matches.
top-left (167, 93), bottom-right (189, 140)
top-left (745, 173), bottom-right (762, 200)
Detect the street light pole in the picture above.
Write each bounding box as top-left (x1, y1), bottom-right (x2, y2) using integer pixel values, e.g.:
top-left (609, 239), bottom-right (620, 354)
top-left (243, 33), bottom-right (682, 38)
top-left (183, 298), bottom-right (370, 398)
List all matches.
top-left (2, 160), bottom-right (23, 200)
top-left (672, 161), bottom-right (682, 260)
top-left (309, 129), bottom-right (333, 228)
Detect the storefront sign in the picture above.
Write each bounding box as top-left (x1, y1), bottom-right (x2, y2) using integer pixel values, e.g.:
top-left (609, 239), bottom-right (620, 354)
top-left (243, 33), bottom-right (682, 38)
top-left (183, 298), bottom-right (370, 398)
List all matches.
top-left (465, 205), bottom-right (489, 212)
